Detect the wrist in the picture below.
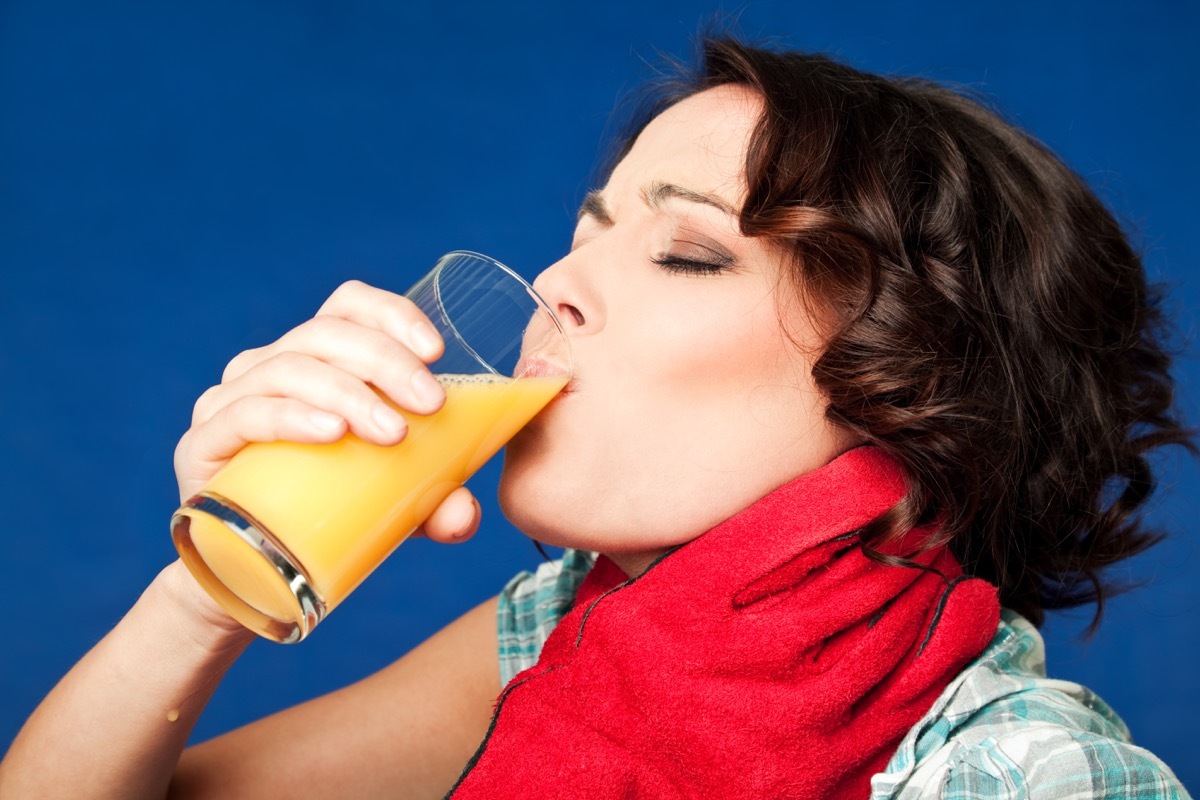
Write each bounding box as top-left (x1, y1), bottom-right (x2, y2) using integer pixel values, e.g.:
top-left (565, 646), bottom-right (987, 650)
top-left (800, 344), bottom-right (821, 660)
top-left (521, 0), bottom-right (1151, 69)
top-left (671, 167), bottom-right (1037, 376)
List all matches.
top-left (151, 560), bottom-right (257, 656)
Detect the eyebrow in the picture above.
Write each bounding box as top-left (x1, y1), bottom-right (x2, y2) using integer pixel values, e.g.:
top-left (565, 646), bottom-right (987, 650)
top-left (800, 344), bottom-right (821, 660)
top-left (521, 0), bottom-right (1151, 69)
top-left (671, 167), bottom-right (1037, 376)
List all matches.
top-left (577, 190), bottom-right (612, 224)
top-left (576, 181), bottom-right (737, 224)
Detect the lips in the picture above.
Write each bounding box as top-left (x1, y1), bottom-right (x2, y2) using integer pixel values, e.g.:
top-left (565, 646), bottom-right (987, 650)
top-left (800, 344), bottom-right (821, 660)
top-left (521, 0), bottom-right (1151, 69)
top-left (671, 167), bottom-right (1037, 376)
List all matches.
top-left (514, 354), bottom-right (572, 383)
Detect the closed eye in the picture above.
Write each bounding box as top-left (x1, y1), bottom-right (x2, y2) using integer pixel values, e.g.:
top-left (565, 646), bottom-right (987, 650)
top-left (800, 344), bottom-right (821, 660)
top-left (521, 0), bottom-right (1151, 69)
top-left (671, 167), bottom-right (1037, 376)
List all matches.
top-left (651, 253), bottom-right (735, 276)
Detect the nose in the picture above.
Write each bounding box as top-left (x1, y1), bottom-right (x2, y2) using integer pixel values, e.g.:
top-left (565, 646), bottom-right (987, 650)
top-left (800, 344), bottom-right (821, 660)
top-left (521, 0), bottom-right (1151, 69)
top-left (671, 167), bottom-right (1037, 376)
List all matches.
top-left (532, 253), bottom-right (601, 335)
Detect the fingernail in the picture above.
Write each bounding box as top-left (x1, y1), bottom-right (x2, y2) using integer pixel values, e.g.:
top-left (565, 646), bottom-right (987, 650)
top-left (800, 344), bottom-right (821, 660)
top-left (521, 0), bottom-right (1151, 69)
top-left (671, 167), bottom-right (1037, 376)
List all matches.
top-left (411, 321), bottom-right (442, 360)
top-left (308, 410), bottom-right (344, 433)
top-left (452, 496), bottom-right (479, 540)
top-left (411, 370), bottom-right (445, 409)
top-left (372, 403), bottom-right (406, 436)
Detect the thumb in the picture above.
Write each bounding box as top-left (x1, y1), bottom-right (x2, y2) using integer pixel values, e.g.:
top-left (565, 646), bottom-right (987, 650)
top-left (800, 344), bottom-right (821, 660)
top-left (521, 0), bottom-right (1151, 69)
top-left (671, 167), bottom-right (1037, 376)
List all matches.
top-left (414, 486), bottom-right (481, 544)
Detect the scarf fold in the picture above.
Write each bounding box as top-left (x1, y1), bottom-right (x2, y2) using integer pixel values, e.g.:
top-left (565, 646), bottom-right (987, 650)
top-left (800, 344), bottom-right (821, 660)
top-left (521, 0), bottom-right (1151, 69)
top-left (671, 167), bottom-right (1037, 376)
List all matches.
top-left (449, 447), bottom-right (1000, 799)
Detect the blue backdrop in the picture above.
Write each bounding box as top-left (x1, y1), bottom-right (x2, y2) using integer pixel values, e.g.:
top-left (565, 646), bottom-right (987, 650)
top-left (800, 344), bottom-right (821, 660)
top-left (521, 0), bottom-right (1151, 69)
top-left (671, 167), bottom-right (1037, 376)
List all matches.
top-left (2, 0), bottom-right (1197, 790)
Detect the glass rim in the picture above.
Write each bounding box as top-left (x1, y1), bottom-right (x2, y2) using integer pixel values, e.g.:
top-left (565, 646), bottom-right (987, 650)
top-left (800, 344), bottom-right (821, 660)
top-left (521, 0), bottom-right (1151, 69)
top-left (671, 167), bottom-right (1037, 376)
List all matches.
top-left (432, 249), bottom-right (573, 378)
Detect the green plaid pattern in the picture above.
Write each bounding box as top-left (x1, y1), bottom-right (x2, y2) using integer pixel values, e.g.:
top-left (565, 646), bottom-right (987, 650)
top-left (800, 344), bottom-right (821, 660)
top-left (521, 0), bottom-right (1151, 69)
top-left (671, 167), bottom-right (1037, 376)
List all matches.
top-left (497, 552), bottom-right (1191, 798)
top-left (497, 548), bottom-right (595, 684)
top-left (873, 611), bottom-right (1190, 798)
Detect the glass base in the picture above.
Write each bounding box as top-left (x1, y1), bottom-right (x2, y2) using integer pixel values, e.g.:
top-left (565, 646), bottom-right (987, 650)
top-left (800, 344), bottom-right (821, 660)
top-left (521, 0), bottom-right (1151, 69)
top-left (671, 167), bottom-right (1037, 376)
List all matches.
top-left (171, 492), bottom-right (326, 643)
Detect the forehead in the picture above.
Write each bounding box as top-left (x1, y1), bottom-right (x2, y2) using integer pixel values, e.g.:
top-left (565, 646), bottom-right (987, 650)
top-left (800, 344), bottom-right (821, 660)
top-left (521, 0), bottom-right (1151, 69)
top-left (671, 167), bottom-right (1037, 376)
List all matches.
top-left (608, 85), bottom-right (763, 207)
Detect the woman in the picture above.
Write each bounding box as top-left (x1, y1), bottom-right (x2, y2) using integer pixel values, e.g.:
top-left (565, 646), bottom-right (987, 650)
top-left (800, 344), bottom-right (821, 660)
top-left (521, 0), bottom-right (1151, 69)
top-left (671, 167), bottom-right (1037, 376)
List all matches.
top-left (0, 38), bottom-right (1191, 799)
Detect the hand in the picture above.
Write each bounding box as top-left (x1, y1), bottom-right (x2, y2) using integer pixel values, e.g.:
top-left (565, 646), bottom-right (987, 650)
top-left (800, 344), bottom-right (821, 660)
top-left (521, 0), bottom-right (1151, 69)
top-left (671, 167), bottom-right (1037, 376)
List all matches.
top-left (173, 280), bottom-right (482, 544)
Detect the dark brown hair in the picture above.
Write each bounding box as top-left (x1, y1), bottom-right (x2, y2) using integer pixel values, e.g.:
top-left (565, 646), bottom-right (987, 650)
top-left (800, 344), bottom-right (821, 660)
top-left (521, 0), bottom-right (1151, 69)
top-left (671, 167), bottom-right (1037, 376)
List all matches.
top-left (605, 39), bottom-right (1193, 629)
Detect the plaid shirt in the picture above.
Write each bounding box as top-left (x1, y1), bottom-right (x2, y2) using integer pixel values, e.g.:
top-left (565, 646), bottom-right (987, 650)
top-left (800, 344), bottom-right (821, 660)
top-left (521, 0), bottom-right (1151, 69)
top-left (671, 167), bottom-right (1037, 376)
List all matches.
top-left (498, 550), bottom-right (1190, 799)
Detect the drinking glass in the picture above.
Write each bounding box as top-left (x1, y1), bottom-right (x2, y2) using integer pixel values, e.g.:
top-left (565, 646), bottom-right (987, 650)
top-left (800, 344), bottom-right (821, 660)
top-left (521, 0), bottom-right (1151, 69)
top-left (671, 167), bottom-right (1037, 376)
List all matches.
top-left (171, 251), bottom-right (571, 642)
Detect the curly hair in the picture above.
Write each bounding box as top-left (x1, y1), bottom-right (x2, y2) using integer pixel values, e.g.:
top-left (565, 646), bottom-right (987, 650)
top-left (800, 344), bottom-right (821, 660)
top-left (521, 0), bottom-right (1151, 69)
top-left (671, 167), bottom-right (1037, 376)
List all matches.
top-left (603, 39), bottom-right (1193, 630)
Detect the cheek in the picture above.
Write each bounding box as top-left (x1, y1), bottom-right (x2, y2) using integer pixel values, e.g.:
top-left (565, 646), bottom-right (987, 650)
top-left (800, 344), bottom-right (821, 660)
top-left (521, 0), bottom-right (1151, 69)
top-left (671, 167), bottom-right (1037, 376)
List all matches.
top-left (609, 285), bottom-right (817, 465)
top-left (498, 276), bottom-right (835, 550)
top-left (635, 283), bottom-right (794, 401)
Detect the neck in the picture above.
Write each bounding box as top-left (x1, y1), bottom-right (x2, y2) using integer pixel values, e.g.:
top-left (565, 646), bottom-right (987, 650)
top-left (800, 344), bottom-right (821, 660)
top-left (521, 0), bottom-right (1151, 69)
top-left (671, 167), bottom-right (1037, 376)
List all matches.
top-left (603, 549), bottom-right (669, 580)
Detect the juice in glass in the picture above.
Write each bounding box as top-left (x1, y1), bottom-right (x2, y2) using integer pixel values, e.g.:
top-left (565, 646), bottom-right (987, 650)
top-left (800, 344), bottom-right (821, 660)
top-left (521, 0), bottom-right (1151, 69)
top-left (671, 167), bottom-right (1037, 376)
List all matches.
top-left (172, 372), bottom-right (565, 641)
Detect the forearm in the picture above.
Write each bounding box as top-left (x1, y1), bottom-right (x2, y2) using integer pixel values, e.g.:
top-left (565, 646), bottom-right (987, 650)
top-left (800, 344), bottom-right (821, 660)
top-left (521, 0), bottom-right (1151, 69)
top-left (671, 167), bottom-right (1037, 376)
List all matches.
top-left (0, 561), bottom-right (254, 800)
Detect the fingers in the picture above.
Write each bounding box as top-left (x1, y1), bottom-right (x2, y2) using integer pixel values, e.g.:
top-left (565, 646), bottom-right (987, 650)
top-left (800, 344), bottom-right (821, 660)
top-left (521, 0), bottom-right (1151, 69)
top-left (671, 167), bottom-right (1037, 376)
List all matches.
top-left (188, 395), bottom-right (349, 459)
top-left (194, 351), bottom-right (410, 445)
top-left (223, 282), bottom-right (442, 383)
top-left (192, 280), bottom-right (449, 447)
top-left (176, 282), bottom-right (485, 551)
top-left (175, 396), bottom-right (349, 500)
top-left (415, 486), bottom-right (481, 544)
top-left (216, 314), bottom-right (445, 421)
top-left (316, 280), bottom-right (445, 363)
top-left (178, 280), bottom-right (450, 500)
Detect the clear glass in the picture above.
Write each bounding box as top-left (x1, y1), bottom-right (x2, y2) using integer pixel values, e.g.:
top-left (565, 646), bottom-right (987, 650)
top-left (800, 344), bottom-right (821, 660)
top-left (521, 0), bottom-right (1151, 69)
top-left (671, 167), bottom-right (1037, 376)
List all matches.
top-left (171, 251), bottom-right (572, 642)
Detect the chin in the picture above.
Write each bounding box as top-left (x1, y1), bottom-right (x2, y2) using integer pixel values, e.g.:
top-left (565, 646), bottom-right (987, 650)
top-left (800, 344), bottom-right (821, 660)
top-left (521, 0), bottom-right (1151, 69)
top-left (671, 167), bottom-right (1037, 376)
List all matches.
top-left (498, 448), bottom-right (562, 542)
top-left (498, 450), bottom-right (608, 551)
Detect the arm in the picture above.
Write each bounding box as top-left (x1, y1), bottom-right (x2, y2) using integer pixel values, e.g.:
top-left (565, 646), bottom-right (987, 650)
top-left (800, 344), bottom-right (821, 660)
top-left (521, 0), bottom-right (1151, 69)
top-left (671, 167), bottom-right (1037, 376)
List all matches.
top-left (0, 562), bottom-right (501, 800)
top-left (171, 595), bottom-right (500, 799)
top-left (1, 281), bottom-right (495, 798)
top-left (0, 562), bottom-right (254, 800)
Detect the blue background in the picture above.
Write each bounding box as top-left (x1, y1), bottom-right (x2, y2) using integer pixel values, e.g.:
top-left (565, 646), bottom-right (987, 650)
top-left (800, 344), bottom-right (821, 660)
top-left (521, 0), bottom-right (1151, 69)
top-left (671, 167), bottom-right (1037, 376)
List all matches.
top-left (2, 0), bottom-right (1197, 789)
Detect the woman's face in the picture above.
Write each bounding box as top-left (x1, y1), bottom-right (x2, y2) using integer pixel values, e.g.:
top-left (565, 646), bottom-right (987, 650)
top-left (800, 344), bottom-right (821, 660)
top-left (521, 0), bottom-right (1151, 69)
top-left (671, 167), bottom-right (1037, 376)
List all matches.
top-left (499, 85), bottom-right (853, 575)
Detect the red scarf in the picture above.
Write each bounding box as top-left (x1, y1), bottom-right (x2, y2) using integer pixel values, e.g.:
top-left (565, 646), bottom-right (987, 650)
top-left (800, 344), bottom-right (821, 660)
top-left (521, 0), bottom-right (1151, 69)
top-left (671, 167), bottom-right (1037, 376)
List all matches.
top-left (449, 448), bottom-right (1000, 799)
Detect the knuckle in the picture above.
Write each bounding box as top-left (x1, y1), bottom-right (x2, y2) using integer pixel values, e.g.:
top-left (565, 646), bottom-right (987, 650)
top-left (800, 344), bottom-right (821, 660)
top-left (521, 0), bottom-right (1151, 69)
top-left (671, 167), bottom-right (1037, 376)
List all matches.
top-left (323, 279), bottom-right (369, 309)
top-left (217, 394), bottom-right (258, 430)
top-left (391, 296), bottom-right (426, 328)
top-left (293, 313), bottom-right (346, 346)
top-left (254, 352), bottom-right (314, 388)
top-left (333, 379), bottom-right (375, 415)
top-left (373, 340), bottom-right (420, 387)
top-left (191, 385), bottom-right (222, 425)
top-left (260, 350), bottom-right (307, 381)
top-left (173, 430), bottom-right (192, 468)
top-left (371, 331), bottom-right (409, 362)
top-left (300, 312), bottom-right (335, 332)
top-left (392, 294), bottom-right (418, 315)
top-left (221, 347), bottom-right (259, 384)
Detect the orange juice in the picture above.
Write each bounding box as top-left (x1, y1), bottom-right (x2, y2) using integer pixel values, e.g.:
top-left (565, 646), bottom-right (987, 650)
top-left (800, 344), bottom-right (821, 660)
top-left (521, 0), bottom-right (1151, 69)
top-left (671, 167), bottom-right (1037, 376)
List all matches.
top-left (173, 373), bottom-right (565, 639)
